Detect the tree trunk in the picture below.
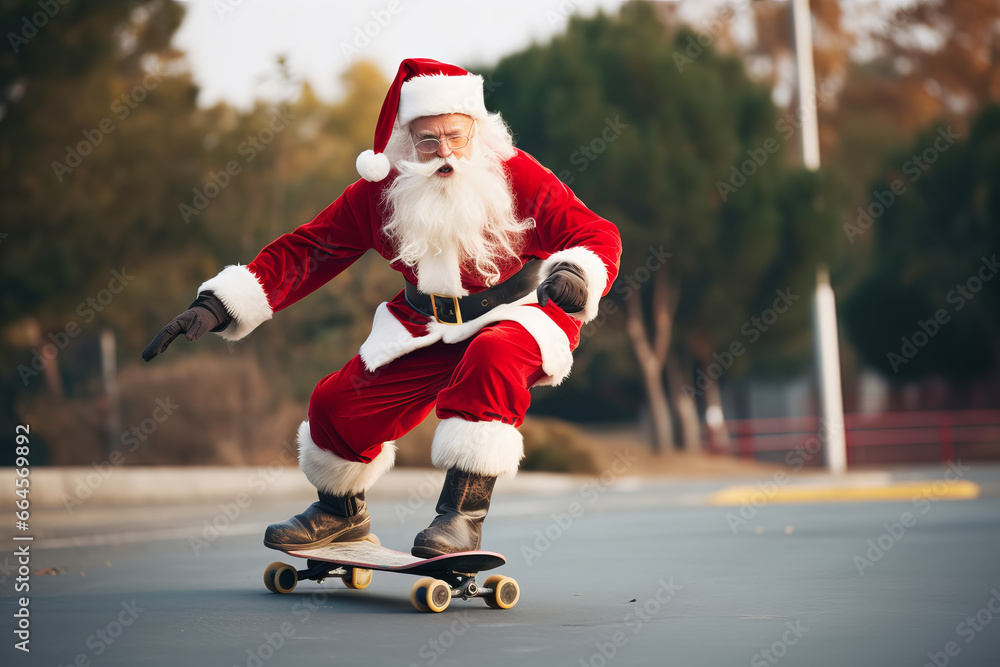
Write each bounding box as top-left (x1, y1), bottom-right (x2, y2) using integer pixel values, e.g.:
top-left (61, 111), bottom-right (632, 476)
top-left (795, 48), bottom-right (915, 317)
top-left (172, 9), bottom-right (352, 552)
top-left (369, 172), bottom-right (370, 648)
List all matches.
top-left (640, 357), bottom-right (673, 455)
top-left (703, 377), bottom-right (730, 450)
top-left (28, 319), bottom-right (63, 398)
top-left (624, 269), bottom-right (677, 454)
top-left (666, 352), bottom-right (701, 451)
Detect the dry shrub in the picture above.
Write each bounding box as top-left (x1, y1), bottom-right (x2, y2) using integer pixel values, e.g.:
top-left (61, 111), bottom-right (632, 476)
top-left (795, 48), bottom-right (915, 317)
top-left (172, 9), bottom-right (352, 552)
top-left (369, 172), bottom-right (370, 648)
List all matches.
top-left (388, 414), bottom-right (597, 473)
top-left (22, 354), bottom-right (305, 465)
top-left (392, 415), bottom-right (436, 467)
top-left (519, 417), bottom-right (597, 474)
top-left (19, 395), bottom-right (107, 465)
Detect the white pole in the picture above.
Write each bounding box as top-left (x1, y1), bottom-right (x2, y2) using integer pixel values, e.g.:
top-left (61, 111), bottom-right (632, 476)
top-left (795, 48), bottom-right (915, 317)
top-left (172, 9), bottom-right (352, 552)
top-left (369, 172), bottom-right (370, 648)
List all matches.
top-left (101, 329), bottom-right (121, 454)
top-left (791, 0), bottom-right (821, 170)
top-left (791, 0), bottom-right (847, 471)
top-left (814, 268), bottom-right (847, 474)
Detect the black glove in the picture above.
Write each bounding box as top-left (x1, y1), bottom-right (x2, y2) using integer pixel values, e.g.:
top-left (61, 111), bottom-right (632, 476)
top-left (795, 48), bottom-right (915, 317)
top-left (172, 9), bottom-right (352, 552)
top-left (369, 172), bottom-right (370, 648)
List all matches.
top-left (536, 261), bottom-right (588, 314)
top-left (142, 292), bottom-right (233, 361)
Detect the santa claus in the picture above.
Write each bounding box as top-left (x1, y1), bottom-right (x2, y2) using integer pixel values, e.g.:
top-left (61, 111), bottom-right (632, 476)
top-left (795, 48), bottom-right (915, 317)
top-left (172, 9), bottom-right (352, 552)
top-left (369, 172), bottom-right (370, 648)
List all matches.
top-left (144, 58), bottom-right (621, 557)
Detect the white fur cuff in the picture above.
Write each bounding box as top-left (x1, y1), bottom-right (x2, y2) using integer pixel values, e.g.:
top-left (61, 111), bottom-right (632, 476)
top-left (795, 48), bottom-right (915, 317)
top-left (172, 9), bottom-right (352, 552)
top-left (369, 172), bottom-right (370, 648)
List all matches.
top-left (298, 421), bottom-right (397, 496)
top-left (540, 247), bottom-right (609, 323)
top-left (431, 418), bottom-right (523, 478)
top-left (197, 265), bottom-right (273, 341)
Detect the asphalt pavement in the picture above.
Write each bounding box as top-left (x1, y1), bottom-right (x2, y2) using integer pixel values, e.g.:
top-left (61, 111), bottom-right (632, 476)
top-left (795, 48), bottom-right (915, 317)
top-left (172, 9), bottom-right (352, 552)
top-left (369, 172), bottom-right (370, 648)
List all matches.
top-left (2, 464), bottom-right (1000, 666)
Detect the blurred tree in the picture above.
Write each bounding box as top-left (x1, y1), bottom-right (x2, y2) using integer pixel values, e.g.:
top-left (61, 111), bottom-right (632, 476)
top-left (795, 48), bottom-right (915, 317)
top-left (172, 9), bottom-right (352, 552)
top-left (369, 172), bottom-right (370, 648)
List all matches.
top-left (873, 0), bottom-right (1000, 129)
top-left (187, 61), bottom-right (395, 402)
top-left (488, 4), bottom-right (844, 452)
top-left (0, 0), bottom-right (203, 366)
top-left (826, 0), bottom-right (999, 218)
top-left (739, 0), bottom-right (1000, 212)
top-left (843, 105), bottom-right (1000, 392)
top-left (715, 0), bottom-right (999, 412)
top-left (0, 0), bottom-right (203, 457)
top-left (1, 0), bottom-right (196, 330)
top-left (0, 0), bottom-right (394, 462)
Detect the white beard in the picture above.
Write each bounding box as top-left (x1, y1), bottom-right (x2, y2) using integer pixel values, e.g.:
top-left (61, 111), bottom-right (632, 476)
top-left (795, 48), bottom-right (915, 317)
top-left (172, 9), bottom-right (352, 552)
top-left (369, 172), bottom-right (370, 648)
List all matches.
top-left (381, 145), bottom-right (533, 295)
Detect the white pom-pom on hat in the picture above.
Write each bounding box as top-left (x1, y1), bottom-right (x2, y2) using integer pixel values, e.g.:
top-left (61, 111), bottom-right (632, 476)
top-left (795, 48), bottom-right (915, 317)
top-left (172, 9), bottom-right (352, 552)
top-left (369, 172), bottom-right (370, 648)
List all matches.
top-left (356, 149), bottom-right (391, 183)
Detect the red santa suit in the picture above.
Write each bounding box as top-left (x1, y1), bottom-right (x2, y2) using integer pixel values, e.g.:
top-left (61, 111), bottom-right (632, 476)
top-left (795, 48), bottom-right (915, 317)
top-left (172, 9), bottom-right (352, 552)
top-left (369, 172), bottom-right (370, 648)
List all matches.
top-left (193, 59), bottom-right (621, 499)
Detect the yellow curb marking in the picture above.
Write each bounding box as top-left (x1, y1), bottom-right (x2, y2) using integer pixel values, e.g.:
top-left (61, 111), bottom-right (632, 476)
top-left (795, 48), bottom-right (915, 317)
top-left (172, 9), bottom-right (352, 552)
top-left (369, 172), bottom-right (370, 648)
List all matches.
top-left (709, 480), bottom-right (980, 506)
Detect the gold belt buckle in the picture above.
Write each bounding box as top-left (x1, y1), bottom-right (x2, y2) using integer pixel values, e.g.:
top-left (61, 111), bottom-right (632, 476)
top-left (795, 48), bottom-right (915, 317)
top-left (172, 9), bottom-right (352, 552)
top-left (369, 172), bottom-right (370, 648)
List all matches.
top-left (430, 294), bottom-right (463, 325)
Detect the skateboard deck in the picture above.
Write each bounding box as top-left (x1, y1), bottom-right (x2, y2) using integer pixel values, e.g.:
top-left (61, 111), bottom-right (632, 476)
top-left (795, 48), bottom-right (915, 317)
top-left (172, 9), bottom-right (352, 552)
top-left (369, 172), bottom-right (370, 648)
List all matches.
top-left (262, 535), bottom-right (520, 612)
top-left (285, 540), bottom-right (506, 575)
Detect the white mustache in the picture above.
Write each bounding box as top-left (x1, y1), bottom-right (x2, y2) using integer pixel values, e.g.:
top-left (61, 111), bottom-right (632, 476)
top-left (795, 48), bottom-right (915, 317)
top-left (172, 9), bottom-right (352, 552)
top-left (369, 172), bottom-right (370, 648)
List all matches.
top-left (397, 155), bottom-right (462, 178)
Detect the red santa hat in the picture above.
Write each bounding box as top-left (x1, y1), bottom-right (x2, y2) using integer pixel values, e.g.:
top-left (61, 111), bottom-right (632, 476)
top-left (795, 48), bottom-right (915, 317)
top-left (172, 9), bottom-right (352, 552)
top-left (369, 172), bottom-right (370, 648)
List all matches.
top-left (356, 58), bottom-right (488, 182)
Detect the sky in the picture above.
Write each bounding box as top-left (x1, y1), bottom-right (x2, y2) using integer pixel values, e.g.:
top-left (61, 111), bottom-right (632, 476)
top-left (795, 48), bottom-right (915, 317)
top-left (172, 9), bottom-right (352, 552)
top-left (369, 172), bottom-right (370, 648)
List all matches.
top-left (171, 0), bottom-right (633, 109)
top-left (170, 0), bottom-right (912, 111)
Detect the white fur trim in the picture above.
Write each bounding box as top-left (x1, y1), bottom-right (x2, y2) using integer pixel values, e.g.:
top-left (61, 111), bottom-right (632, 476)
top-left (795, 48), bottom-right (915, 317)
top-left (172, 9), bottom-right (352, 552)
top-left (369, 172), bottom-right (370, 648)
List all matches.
top-left (297, 421), bottom-right (397, 496)
top-left (398, 74), bottom-right (487, 126)
top-left (540, 247), bottom-right (609, 323)
top-left (197, 265), bottom-right (273, 341)
top-left (415, 247), bottom-right (467, 296)
top-left (427, 297), bottom-right (574, 386)
top-left (359, 302), bottom-right (441, 372)
top-left (432, 418), bottom-right (523, 478)
top-left (356, 149), bottom-right (391, 182)
top-left (358, 297), bottom-right (575, 386)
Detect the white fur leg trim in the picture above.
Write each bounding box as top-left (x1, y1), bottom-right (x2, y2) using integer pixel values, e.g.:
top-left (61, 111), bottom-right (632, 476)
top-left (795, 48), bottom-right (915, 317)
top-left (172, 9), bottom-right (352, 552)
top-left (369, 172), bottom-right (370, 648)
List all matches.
top-left (432, 418), bottom-right (523, 478)
top-left (298, 421), bottom-right (397, 496)
top-left (198, 265), bottom-right (273, 341)
top-left (540, 247), bottom-right (609, 322)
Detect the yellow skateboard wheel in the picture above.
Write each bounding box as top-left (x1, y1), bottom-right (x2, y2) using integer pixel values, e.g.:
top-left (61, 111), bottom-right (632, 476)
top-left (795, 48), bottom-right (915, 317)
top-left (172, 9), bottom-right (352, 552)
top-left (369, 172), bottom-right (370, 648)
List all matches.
top-left (483, 575), bottom-right (519, 609)
top-left (263, 562), bottom-right (297, 594)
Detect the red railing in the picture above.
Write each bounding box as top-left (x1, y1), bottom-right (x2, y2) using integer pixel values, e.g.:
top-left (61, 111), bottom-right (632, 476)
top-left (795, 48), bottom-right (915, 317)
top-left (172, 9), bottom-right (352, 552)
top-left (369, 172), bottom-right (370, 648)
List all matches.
top-left (707, 410), bottom-right (1000, 467)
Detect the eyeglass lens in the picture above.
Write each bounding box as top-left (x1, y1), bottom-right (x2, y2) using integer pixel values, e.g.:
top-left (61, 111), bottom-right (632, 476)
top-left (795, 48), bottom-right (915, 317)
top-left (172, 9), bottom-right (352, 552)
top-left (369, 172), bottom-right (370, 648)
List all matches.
top-left (414, 135), bottom-right (470, 153)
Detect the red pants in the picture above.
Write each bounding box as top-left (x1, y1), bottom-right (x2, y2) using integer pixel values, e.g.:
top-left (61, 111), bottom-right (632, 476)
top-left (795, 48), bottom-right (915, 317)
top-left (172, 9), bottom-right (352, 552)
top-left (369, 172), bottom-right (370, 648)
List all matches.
top-left (309, 321), bottom-right (551, 463)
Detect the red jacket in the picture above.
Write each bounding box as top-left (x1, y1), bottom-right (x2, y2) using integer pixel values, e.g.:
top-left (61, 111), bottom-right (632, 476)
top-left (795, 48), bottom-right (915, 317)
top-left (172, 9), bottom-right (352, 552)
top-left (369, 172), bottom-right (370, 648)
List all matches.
top-left (199, 149), bottom-right (622, 386)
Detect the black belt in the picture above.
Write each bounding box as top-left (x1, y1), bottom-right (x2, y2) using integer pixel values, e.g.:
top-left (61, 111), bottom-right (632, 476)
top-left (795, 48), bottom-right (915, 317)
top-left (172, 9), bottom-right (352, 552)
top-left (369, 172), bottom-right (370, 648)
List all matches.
top-left (405, 260), bottom-right (541, 325)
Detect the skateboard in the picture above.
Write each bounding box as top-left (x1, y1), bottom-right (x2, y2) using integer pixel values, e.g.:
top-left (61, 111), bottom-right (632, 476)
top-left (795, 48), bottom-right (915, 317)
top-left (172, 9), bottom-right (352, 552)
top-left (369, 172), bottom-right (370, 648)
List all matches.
top-left (262, 535), bottom-right (520, 613)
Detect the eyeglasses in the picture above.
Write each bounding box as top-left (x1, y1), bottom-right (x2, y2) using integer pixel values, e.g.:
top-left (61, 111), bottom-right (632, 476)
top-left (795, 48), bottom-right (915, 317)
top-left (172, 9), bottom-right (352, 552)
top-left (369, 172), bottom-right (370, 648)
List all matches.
top-left (412, 122), bottom-right (475, 154)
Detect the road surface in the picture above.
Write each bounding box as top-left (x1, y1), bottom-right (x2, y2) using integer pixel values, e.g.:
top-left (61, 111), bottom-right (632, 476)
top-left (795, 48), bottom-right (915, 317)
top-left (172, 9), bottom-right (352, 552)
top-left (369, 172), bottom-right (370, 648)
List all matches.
top-left (2, 466), bottom-right (999, 666)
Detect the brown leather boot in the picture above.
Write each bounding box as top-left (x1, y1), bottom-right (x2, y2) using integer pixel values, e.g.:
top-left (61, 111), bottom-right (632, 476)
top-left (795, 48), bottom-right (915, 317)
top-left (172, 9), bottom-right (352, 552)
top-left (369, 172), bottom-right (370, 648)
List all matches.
top-left (412, 468), bottom-right (497, 557)
top-left (264, 491), bottom-right (370, 551)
